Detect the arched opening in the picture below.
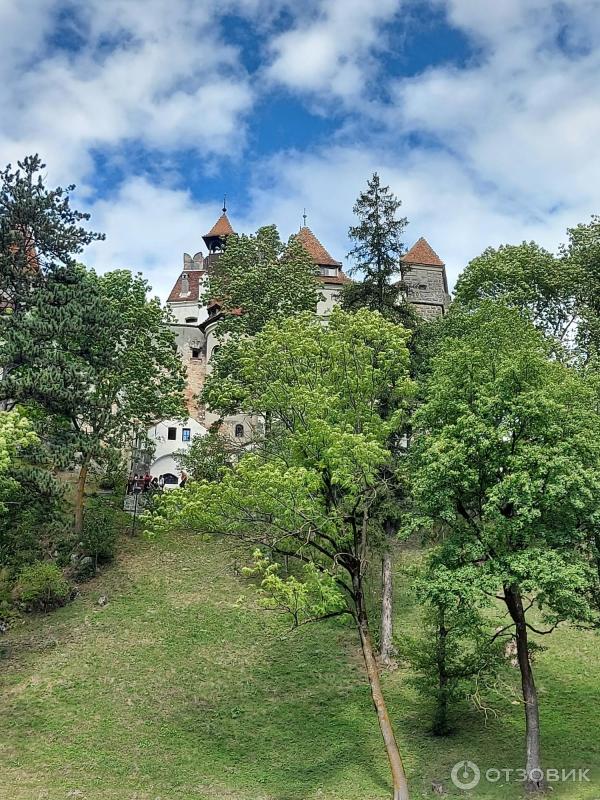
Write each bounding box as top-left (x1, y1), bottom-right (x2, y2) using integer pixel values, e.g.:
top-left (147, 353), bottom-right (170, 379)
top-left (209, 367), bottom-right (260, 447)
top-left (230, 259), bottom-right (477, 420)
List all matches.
top-left (234, 423), bottom-right (244, 438)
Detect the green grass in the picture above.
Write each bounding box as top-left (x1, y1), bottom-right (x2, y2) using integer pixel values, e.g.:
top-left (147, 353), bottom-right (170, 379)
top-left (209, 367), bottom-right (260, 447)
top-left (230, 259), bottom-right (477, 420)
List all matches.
top-left (1, 531), bottom-right (598, 800)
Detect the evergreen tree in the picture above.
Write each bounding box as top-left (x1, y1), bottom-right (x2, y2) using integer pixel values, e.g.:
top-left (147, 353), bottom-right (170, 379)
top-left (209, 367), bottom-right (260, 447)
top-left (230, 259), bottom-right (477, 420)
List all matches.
top-left (342, 173), bottom-right (415, 664)
top-left (0, 155), bottom-right (103, 406)
top-left (1, 267), bottom-right (186, 533)
top-left (342, 172), bottom-right (415, 327)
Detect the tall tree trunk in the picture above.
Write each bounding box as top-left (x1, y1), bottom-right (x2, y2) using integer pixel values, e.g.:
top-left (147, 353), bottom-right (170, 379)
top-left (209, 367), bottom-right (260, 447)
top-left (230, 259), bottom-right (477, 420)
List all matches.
top-left (433, 610), bottom-right (449, 736)
top-left (73, 459), bottom-right (89, 536)
top-left (380, 547), bottom-right (394, 664)
top-left (354, 576), bottom-right (410, 800)
top-left (504, 585), bottom-right (544, 793)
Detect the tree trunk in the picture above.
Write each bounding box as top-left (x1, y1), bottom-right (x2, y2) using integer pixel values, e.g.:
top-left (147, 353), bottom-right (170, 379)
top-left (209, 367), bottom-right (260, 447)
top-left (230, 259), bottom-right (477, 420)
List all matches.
top-left (380, 548), bottom-right (394, 665)
top-left (504, 585), bottom-right (544, 793)
top-left (74, 460), bottom-right (89, 536)
top-left (355, 578), bottom-right (410, 800)
top-left (433, 613), bottom-right (449, 736)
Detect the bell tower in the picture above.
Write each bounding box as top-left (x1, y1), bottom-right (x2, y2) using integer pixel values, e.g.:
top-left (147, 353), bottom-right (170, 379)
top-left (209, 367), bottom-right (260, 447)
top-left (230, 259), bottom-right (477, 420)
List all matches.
top-left (202, 200), bottom-right (235, 260)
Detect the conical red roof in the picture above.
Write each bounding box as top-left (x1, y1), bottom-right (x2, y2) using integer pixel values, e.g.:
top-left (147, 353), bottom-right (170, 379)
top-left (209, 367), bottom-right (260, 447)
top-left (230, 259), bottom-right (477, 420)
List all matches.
top-left (204, 212), bottom-right (235, 239)
top-left (296, 226), bottom-right (341, 267)
top-left (402, 237), bottom-right (444, 267)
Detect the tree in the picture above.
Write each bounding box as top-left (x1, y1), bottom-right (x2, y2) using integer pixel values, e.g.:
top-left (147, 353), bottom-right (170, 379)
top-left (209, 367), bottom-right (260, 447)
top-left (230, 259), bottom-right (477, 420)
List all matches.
top-left (0, 155), bottom-right (103, 409)
top-left (0, 410), bottom-right (38, 513)
top-left (152, 308), bottom-right (415, 800)
top-left (342, 172), bottom-right (414, 327)
top-left (561, 216), bottom-right (600, 357)
top-left (174, 429), bottom-right (232, 482)
top-left (402, 562), bottom-right (503, 736)
top-left (202, 224), bottom-right (320, 338)
top-left (409, 302), bottom-right (600, 791)
top-left (453, 242), bottom-right (582, 354)
top-left (342, 173), bottom-right (415, 664)
top-left (1, 267), bottom-right (186, 533)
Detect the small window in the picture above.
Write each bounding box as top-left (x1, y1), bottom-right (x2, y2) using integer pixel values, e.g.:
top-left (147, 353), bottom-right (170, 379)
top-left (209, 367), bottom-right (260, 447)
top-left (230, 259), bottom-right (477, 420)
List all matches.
top-left (234, 423), bottom-right (244, 438)
top-left (167, 427), bottom-right (177, 440)
top-left (185, 316), bottom-right (198, 324)
top-left (191, 348), bottom-right (200, 359)
top-left (210, 345), bottom-right (220, 360)
top-left (182, 428), bottom-right (191, 442)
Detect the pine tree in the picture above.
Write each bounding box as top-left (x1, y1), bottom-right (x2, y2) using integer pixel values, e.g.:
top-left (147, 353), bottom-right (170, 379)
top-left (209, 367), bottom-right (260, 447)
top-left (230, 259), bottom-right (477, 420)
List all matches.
top-left (1, 267), bottom-right (186, 533)
top-left (0, 155), bottom-right (104, 409)
top-left (1, 157), bottom-right (185, 533)
top-left (342, 172), bottom-right (415, 327)
top-left (342, 174), bottom-right (415, 664)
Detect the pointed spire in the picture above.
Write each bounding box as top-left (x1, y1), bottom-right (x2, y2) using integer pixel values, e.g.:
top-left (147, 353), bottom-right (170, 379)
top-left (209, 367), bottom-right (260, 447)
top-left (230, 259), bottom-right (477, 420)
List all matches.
top-left (203, 204), bottom-right (235, 252)
top-left (296, 225), bottom-right (341, 267)
top-left (402, 237), bottom-right (445, 267)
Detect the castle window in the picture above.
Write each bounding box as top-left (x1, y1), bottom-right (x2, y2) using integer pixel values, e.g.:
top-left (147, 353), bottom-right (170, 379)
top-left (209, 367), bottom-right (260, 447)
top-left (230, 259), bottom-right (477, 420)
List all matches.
top-left (167, 427), bottom-right (177, 440)
top-left (320, 266), bottom-right (338, 277)
top-left (185, 316), bottom-right (198, 324)
top-left (182, 428), bottom-right (191, 442)
top-left (234, 423), bottom-right (244, 438)
top-left (191, 348), bottom-right (200, 359)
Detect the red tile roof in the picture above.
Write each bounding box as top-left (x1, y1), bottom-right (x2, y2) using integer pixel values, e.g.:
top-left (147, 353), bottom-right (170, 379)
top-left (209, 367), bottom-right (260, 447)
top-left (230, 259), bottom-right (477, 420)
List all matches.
top-left (402, 237), bottom-right (444, 267)
top-left (205, 212), bottom-right (235, 238)
top-left (296, 226), bottom-right (342, 267)
top-left (318, 272), bottom-right (352, 286)
top-left (167, 270), bottom-right (204, 303)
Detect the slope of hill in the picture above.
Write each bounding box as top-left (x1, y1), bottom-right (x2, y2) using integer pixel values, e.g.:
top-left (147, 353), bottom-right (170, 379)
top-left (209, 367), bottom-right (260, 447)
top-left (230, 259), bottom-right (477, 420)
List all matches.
top-left (1, 531), bottom-right (598, 800)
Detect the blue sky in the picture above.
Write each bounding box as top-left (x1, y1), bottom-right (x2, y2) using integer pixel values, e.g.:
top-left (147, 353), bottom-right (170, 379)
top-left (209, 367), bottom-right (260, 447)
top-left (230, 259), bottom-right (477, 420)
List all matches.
top-left (2, 0), bottom-right (600, 298)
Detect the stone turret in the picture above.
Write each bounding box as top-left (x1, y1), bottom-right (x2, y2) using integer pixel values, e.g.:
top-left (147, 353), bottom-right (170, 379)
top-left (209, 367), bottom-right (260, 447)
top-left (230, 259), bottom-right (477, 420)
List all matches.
top-left (295, 225), bottom-right (350, 317)
top-left (400, 237), bottom-right (451, 320)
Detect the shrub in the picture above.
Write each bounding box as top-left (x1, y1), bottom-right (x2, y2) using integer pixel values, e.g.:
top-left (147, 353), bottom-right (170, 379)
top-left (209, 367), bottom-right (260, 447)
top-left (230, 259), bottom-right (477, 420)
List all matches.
top-left (15, 562), bottom-right (71, 612)
top-left (81, 501), bottom-right (120, 568)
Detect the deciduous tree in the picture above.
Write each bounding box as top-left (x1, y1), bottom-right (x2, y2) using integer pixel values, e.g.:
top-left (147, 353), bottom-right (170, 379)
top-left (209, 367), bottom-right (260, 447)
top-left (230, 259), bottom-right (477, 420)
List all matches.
top-left (202, 224), bottom-right (320, 338)
top-left (409, 303), bottom-right (600, 791)
top-left (153, 308), bottom-right (414, 800)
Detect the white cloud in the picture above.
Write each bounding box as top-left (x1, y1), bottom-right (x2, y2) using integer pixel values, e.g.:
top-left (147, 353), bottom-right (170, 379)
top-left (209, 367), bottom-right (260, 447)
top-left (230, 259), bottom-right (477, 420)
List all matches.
top-left (390, 0), bottom-right (600, 211)
top-left (83, 177), bottom-right (224, 300)
top-left (5, 0), bottom-right (600, 303)
top-left (0, 0), bottom-right (255, 186)
top-left (267, 0), bottom-right (402, 99)
top-left (238, 138), bottom-right (600, 294)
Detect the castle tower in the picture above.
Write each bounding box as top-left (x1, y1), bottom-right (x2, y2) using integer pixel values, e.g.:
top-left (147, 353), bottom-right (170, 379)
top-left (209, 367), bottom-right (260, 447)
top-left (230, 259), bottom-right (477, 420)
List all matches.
top-left (400, 237), bottom-right (451, 320)
top-left (295, 225), bottom-right (350, 317)
top-left (202, 206), bottom-right (235, 266)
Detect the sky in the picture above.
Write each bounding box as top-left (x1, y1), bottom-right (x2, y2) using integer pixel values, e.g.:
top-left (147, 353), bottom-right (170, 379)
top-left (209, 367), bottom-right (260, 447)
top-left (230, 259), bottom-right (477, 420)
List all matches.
top-left (2, 0), bottom-right (600, 299)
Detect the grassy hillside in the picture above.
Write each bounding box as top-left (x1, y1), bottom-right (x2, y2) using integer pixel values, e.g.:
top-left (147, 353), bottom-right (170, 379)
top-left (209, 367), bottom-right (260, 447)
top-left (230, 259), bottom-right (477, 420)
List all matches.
top-left (1, 530), bottom-right (598, 800)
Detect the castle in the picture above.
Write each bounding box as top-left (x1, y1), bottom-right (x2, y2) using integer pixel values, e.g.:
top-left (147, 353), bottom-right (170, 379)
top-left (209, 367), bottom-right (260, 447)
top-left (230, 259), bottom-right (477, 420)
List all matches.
top-left (144, 210), bottom-right (451, 484)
